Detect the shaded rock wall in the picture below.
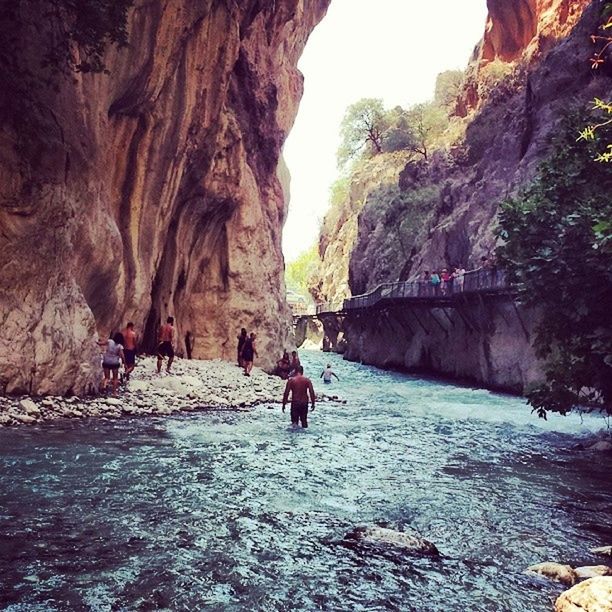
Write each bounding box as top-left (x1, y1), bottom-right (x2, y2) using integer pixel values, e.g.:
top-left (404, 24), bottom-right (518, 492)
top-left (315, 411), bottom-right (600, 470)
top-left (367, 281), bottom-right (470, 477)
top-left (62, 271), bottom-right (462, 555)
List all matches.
top-left (293, 316), bottom-right (323, 349)
top-left (0, 0), bottom-right (330, 394)
top-left (323, 300), bottom-right (543, 394)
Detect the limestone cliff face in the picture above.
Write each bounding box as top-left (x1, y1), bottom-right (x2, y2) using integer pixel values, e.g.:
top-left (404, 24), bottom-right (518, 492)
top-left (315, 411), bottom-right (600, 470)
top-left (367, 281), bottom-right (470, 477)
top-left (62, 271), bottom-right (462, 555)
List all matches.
top-left (311, 1), bottom-right (608, 391)
top-left (313, 0), bottom-right (608, 304)
top-left (0, 0), bottom-right (329, 395)
top-left (457, 0), bottom-right (591, 114)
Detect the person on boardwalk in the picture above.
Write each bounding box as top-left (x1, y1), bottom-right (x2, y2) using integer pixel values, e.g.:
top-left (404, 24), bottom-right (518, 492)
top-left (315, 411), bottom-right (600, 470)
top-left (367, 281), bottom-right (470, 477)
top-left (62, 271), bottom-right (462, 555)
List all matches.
top-left (282, 366), bottom-right (316, 428)
top-left (241, 332), bottom-right (257, 376)
top-left (98, 332), bottom-right (125, 395)
top-left (320, 364), bottom-right (339, 384)
top-left (237, 328), bottom-right (248, 367)
top-left (122, 322), bottom-right (138, 381)
top-left (157, 316), bottom-right (175, 374)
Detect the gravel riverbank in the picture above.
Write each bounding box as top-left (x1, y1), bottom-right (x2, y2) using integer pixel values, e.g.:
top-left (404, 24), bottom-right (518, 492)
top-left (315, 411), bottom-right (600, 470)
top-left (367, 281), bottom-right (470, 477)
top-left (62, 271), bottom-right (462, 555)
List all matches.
top-left (0, 357), bottom-right (299, 427)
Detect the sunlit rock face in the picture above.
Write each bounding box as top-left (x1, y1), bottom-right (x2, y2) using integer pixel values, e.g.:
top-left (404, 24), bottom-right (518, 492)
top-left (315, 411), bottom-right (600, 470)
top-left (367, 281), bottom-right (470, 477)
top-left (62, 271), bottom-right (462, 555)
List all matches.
top-left (0, 0), bottom-right (330, 395)
top-left (457, 0), bottom-right (591, 114)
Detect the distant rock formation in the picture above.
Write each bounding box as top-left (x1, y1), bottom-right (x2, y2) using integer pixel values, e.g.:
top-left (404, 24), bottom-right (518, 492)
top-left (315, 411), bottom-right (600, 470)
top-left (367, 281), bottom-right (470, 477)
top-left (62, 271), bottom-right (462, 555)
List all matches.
top-left (0, 1), bottom-right (330, 395)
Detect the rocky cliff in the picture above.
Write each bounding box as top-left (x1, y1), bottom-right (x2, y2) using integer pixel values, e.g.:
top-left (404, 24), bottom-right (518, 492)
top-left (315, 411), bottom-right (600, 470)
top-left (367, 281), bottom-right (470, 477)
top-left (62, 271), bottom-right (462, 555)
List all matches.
top-left (314, 0), bottom-right (603, 303)
top-left (0, 0), bottom-right (329, 395)
top-left (311, 0), bottom-right (609, 391)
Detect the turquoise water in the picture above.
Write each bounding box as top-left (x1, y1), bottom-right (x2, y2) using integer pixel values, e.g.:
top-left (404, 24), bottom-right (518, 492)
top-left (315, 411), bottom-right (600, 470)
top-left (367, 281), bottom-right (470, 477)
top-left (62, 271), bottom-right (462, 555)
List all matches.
top-left (0, 351), bottom-right (610, 611)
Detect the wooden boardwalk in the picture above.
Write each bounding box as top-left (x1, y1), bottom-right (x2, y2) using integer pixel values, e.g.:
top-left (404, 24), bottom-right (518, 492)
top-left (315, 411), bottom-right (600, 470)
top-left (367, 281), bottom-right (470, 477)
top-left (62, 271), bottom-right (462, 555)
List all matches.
top-left (313, 269), bottom-right (513, 316)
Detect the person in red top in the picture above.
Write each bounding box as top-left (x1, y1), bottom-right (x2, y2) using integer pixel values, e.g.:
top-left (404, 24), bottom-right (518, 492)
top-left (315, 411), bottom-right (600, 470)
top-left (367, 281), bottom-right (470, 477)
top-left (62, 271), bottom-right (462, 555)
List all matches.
top-left (157, 316), bottom-right (175, 374)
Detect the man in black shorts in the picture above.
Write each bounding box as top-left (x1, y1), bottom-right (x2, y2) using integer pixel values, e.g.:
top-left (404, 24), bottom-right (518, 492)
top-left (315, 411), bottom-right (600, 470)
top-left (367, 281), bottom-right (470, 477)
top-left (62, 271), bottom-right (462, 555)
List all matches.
top-left (282, 366), bottom-right (316, 428)
top-left (157, 316), bottom-right (175, 374)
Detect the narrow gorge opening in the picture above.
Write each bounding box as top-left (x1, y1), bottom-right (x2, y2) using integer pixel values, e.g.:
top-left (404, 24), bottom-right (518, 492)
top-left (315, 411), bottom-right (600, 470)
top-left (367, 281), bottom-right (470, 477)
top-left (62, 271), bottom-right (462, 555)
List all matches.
top-left (282, 0), bottom-right (488, 312)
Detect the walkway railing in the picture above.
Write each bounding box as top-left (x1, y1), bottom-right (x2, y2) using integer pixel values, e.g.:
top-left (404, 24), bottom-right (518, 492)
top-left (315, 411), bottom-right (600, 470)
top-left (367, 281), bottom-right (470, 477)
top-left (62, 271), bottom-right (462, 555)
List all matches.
top-left (315, 269), bottom-right (510, 315)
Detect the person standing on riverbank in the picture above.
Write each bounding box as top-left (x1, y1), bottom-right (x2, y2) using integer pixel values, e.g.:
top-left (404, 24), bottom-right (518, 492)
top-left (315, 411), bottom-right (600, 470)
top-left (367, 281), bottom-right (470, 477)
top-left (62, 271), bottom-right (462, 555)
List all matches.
top-left (157, 317), bottom-right (175, 374)
top-left (237, 328), bottom-right (247, 367)
top-left (98, 332), bottom-right (125, 395)
top-left (282, 366), bottom-right (316, 428)
top-left (241, 332), bottom-right (257, 376)
top-left (122, 322), bottom-right (138, 381)
top-left (320, 364), bottom-right (339, 384)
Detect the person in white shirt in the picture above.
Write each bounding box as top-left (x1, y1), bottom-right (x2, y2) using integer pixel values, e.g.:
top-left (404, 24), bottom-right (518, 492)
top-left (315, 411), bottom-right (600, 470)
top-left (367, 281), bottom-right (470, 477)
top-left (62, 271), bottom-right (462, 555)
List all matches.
top-left (320, 364), bottom-right (339, 384)
top-left (97, 332), bottom-right (125, 395)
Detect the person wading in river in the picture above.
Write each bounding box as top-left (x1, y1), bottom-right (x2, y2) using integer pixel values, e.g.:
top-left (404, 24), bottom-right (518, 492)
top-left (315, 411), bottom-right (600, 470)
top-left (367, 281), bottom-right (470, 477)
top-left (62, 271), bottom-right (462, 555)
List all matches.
top-left (282, 366), bottom-right (316, 428)
top-left (320, 364), bottom-right (339, 384)
top-left (157, 316), bottom-right (175, 374)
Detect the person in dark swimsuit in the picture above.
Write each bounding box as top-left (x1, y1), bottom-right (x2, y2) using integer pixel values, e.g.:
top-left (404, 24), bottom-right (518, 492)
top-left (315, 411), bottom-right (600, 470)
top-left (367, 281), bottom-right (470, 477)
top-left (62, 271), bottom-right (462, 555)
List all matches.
top-left (237, 328), bottom-right (247, 367)
top-left (157, 316), bottom-right (175, 374)
top-left (241, 332), bottom-right (257, 376)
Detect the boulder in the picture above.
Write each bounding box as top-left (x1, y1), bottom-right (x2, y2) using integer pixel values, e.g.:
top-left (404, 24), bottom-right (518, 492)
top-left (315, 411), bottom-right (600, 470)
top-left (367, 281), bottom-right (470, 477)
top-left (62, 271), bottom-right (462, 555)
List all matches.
top-left (575, 566), bottom-right (612, 579)
top-left (19, 399), bottom-right (40, 415)
top-left (526, 562), bottom-right (577, 586)
top-left (343, 526), bottom-right (439, 556)
top-left (591, 546), bottom-right (612, 557)
top-left (9, 413), bottom-right (37, 424)
top-left (555, 576), bottom-right (612, 612)
top-left (588, 440), bottom-right (612, 452)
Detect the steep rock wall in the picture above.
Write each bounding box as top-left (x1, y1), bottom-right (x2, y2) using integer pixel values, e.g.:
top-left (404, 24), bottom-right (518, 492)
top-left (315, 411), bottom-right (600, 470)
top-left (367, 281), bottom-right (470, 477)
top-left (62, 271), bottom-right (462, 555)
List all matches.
top-left (310, 1), bottom-right (606, 391)
top-left (313, 1), bottom-right (608, 303)
top-left (324, 301), bottom-right (543, 394)
top-left (0, 0), bottom-right (329, 395)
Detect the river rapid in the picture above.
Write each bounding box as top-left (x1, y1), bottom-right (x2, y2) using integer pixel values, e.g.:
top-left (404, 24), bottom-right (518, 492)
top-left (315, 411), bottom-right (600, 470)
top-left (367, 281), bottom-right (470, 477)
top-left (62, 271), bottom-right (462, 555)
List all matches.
top-left (0, 351), bottom-right (611, 611)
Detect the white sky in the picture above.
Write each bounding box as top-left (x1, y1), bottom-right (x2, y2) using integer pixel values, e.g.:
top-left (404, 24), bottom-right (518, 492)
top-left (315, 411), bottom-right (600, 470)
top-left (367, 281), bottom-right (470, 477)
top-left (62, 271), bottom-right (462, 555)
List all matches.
top-left (282, 0), bottom-right (489, 262)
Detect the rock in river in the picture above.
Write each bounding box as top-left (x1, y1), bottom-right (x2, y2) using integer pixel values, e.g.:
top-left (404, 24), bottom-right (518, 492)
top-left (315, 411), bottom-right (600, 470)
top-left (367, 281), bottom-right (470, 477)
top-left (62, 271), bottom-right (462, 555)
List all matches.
top-left (554, 576), bottom-right (612, 612)
top-left (526, 562), bottom-right (577, 586)
top-left (574, 566), bottom-right (612, 579)
top-left (343, 526), bottom-right (439, 556)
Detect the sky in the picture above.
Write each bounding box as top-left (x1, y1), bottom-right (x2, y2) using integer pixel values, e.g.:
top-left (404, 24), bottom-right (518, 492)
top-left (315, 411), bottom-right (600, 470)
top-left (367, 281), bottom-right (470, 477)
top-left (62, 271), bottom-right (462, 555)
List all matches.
top-left (282, 0), bottom-right (489, 262)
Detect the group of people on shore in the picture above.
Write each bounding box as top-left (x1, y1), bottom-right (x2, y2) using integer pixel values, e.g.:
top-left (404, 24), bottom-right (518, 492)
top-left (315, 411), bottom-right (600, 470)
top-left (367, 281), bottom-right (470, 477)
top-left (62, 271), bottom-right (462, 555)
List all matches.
top-left (98, 319), bottom-right (339, 431)
top-left (97, 317), bottom-right (176, 394)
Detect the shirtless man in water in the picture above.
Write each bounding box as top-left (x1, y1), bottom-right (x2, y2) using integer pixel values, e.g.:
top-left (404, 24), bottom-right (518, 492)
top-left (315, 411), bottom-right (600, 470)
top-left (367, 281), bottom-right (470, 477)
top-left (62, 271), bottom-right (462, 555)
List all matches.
top-left (157, 316), bottom-right (175, 374)
top-left (282, 365), bottom-right (316, 428)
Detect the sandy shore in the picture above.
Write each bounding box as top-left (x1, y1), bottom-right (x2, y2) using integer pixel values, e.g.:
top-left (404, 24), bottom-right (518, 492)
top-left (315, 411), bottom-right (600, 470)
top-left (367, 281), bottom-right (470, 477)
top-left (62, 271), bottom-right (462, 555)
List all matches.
top-left (0, 357), bottom-right (301, 427)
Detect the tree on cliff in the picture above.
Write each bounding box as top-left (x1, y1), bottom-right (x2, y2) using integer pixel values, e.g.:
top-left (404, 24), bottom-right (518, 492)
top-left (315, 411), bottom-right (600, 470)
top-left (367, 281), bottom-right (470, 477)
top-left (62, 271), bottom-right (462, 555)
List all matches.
top-left (337, 98), bottom-right (388, 168)
top-left (497, 112), bottom-right (612, 417)
top-left (403, 102), bottom-right (449, 161)
top-left (434, 70), bottom-right (464, 108)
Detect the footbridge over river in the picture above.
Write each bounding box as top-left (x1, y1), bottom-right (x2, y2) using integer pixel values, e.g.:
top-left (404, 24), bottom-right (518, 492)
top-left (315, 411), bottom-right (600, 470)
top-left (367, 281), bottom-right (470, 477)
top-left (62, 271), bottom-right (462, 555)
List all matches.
top-left (293, 269), bottom-right (539, 394)
top-left (295, 269), bottom-right (528, 339)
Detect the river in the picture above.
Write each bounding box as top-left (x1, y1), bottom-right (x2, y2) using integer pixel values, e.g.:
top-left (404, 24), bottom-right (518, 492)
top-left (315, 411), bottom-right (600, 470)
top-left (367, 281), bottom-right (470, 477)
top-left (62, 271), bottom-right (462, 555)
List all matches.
top-left (0, 351), bottom-right (610, 611)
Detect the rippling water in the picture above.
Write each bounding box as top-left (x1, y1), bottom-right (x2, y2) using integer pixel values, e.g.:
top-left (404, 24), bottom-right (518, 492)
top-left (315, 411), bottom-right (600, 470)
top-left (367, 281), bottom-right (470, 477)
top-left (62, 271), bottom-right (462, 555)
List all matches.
top-left (1, 351), bottom-right (611, 611)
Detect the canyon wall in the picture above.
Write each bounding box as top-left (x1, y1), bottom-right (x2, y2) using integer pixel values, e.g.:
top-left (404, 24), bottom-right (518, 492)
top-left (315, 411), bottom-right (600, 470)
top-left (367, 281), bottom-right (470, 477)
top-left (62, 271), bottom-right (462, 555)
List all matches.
top-left (314, 0), bottom-right (603, 301)
top-left (312, 1), bottom-right (609, 389)
top-left (325, 301), bottom-right (543, 395)
top-left (0, 0), bottom-right (329, 395)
